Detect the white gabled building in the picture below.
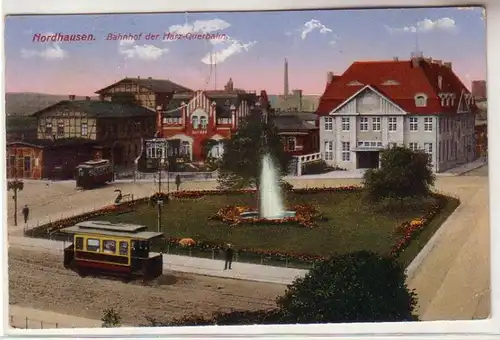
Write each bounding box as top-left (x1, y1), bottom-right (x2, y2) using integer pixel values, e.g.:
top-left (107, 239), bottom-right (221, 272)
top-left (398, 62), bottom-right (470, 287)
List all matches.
top-left (316, 55), bottom-right (477, 172)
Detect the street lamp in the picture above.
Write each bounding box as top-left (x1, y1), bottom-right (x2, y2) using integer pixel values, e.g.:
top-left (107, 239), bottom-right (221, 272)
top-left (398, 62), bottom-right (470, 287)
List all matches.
top-left (156, 198), bottom-right (164, 232)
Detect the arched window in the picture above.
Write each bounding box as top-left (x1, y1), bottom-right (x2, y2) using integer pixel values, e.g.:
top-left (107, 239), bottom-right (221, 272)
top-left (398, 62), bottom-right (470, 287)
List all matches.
top-left (414, 93), bottom-right (428, 107)
top-left (192, 115), bottom-right (199, 129)
top-left (200, 116), bottom-right (208, 129)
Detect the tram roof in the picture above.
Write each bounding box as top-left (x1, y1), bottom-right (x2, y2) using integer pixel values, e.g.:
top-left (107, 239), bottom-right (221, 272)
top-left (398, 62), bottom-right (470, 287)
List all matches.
top-left (59, 220), bottom-right (164, 240)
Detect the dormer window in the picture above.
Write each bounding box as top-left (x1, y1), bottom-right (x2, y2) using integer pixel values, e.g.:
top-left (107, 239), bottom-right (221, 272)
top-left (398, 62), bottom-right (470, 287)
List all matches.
top-left (381, 80), bottom-right (400, 86)
top-left (414, 93), bottom-right (428, 107)
top-left (347, 80), bottom-right (363, 86)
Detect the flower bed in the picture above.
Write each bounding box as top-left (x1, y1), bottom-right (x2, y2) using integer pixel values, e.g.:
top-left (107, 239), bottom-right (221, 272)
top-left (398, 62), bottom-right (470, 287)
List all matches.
top-left (389, 194), bottom-right (447, 257)
top-left (210, 204), bottom-right (322, 228)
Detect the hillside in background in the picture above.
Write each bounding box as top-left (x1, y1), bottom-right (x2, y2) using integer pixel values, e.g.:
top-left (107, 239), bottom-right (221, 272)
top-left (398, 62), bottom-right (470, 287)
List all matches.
top-left (5, 92), bottom-right (96, 116)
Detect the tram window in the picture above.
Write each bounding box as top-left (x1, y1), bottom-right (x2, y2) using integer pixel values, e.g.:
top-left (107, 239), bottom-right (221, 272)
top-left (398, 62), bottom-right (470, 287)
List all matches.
top-left (103, 240), bottom-right (116, 254)
top-left (119, 241), bottom-right (128, 256)
top-left (86, 238), bottom-right (100, 252)
top-left (75, 237), bottom-right (83, 250)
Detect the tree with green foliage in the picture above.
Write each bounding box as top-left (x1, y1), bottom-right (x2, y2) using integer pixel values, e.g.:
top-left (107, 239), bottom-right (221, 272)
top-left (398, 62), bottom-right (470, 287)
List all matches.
top-left (101, 308), bottom-right (122, 327)
top-left (217, 113), bottom-right (291, 190)
top-left (276, 251), bottom-right (419, 323)
top-left (363, 146), bottom-right (435, 201)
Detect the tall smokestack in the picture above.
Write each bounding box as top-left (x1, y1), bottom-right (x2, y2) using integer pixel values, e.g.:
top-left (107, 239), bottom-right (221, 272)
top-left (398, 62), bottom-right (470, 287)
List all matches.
top-left (284, 58), bottom-right (289, 96)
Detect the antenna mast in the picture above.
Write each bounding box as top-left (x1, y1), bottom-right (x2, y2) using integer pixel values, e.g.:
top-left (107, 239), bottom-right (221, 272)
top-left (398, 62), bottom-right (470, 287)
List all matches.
top-left (214, 55), bottom-right (217, 90)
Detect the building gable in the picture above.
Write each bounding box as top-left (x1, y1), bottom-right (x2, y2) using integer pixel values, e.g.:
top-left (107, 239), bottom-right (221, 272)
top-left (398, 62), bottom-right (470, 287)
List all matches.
top-left (186, 91), bottom-right (213, 118)
top-left (330, 85), bottom-right (407, 115)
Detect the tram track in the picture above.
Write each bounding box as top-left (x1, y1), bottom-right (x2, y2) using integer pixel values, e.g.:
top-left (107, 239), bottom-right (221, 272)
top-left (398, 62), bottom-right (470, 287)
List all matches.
top-left (9, 247), bottom-right (282, 326)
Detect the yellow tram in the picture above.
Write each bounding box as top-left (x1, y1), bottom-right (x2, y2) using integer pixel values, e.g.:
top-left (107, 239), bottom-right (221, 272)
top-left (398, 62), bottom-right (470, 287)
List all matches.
top-left (61, 221), bottom-right (164, 281)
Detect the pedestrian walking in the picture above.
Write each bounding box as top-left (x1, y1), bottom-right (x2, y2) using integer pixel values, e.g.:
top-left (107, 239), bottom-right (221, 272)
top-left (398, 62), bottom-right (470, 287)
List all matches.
top-left (224, 243), bottom-right (234, 270)
top-left (175, 174), bottom-right (182, 191)
top-left (22, 205), bottom-right (29, 224)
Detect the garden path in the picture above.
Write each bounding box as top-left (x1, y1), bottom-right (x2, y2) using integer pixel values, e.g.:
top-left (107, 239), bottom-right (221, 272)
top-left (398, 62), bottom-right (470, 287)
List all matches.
top-left (6, 172), bottom-right (490, 321)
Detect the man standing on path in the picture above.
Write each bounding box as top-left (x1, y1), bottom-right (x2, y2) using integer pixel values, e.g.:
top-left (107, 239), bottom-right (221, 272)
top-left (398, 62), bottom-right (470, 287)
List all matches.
top-left (224, 243), bottom-right (234, 270)
top-left (175, 174), bottom-right (182, 191)
top-left (22, 205), bottom-right (29, 224)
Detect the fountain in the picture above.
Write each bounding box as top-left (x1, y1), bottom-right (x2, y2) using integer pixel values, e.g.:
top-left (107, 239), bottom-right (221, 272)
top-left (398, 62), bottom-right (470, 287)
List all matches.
top-left (240, 153), bottom-right (296, 220)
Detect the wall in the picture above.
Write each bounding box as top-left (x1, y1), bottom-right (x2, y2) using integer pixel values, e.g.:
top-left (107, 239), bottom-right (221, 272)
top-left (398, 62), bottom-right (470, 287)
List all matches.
top-left (437, 113), bottom-right (476, 171)
top-left (37, 107), bottom-right (97, 140)
top-left (6, 146), bottom-right (44, 180)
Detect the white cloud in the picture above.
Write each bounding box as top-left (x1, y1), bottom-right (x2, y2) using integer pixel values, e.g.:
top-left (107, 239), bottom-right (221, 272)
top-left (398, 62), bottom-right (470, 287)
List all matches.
top-left (165, 18), bottom-right (231, 41)
top-left (386, 17), bottom-right (457, 34)
top-left (20, 31), bottom-right (68, 60)
top-left (300, 19), bottom-right (333, 40)
top-left (119, 39), bottom-right (168, 60)
top-left (20, 44), bottom-right (67, 60)
top-left (201, 36), bottom-right (256, 65)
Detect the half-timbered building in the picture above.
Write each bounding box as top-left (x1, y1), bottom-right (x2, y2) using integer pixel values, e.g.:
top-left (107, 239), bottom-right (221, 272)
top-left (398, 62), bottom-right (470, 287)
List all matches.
top-left (317, 54), bottom-right (478, 172)
top-left (31, 96), bottom-right (157, 169)
top-left (94, 76), bottom-right (192, 110)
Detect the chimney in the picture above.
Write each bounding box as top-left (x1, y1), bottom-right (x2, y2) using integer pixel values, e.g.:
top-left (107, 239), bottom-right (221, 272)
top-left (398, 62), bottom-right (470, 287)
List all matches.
top-left (327, 72), bottom-right (334, 85)
top-left (410, 51), bottom-right (423, 68)
top-left (85, 96), bottom-right (91, 101)
top-left (292, 89), bottom-right (303, 98)
top-left (148, 77), bottom-right (152, 80)
top-left (284, 58), bottom-right (289, 96)
top-left (433, 59), bottom-right (442, 65)
top-left (393, 57), bottom-right (399, 61)
top-left (69, 95), bottom-right (76, 101)
top-left (444, 62), bottom-right (452, 69)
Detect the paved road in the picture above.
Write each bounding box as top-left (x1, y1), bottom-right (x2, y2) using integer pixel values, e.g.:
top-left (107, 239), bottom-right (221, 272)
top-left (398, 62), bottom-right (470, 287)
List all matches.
top-left (463, 164), bottom-right (488, 177)
top-left (7, 174), bottom-right (490, 322)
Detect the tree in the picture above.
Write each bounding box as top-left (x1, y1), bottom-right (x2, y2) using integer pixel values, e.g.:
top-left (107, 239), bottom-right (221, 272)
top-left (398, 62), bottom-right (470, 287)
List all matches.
top-left (217, 113), bottom-right (291, 190)
top-left (276, 251), bottom-right (418, 324)
top-left (101, 308), bottom-right (121, 327)
top-left (7, 179), bottom-right (24, 226)
top-left (363, 146), bottom-right (435, 201)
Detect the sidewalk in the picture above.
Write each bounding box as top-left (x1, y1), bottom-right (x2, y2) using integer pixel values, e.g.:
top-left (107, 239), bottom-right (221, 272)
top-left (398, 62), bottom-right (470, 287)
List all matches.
top-left (8, 236), bottom-right (308, 285)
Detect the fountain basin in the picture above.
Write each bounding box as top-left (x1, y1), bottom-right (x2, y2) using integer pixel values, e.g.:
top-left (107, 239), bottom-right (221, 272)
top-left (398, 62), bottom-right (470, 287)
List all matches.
top-left (239, 211), bottom-right (296, 220)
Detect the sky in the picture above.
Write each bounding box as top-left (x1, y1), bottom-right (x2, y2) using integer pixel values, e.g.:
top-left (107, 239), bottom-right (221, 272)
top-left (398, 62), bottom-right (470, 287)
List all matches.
top-left (4, 7), bottom-right (486, 96)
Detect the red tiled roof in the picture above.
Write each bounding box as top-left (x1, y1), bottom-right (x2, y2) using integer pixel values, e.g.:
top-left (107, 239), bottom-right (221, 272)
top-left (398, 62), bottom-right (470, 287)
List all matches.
top-left (316, 59), bottom-right (476, 116)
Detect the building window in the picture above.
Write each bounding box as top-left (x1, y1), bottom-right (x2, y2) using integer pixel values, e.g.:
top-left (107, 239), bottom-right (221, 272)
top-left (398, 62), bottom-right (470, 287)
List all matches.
top-left (81, 123), bottom-right (88, 136)
top-left (86, 238), bottom-right (101, 252)
top-left (324, 141), bottom-right (334, 160)
top-left (217, 118), bottom-right (231, 125)
top-left (287, 137), bottom-right (296, 151)
top-left (359, 117), bottom-right (368, 131)
top-left (341, 142), bottom-right (350, 161)
top-left (415, 94), bottom-right (427, 107)
top-left (200, 116), bottom-right (208, 129)
top-left (103, 240), bottom-right (117, 254)
top-left (23, 156), bottom-right (31, 171)
top-left (181, 141), bottom-right (190, 156)
top-left (424, 117), bottom-right (433, 131)
top-left (57, 122), bottom-right (64, 135)
top-left (409, 117), bottom-right (418, 131)
top-left (324, 117), bottom-right (333, 131)
top-left (388, 117), bottom-right (397, 131)
top-left (409, 142), bottom-right (419, 151)
top-left (372, 117), bottom-right (381, 131)
top-left (192, 115), bottom-right (199, 129)
top-left (45, 122), bottom-right (53, 135)
top-left (341, 117), bottom-right (350, 131)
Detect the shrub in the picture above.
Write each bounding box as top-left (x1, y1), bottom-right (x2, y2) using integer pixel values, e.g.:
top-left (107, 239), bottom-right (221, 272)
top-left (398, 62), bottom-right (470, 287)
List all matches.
top-left (276, 251), bottom-right (419, 323)
top-left (101, 308), bottom-right (121, 327)
top-left (363, 146), bottom-right (435, 201)
top-left (301, 160), bottom-right (330, 175)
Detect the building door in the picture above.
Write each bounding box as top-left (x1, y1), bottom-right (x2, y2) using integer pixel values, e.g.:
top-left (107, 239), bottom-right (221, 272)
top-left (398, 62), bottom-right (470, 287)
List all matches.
top-left (356, 151), bottom-right (380, 169)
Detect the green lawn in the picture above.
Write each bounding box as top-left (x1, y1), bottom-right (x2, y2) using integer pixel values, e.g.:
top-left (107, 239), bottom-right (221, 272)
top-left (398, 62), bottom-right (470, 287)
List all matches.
top-left (91, 191), bottom-right (455, 263)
